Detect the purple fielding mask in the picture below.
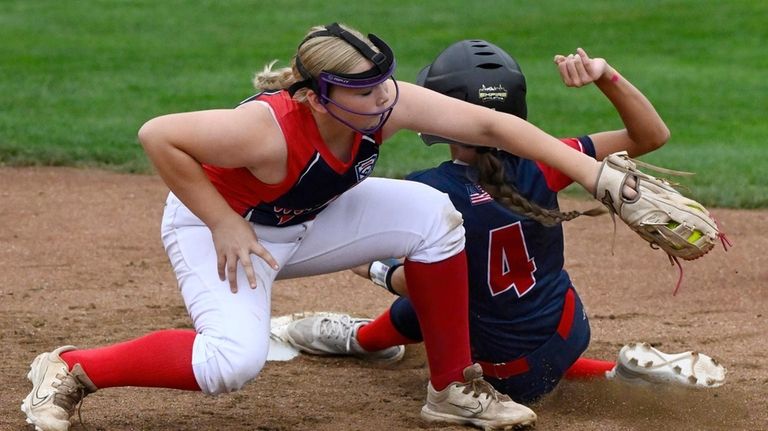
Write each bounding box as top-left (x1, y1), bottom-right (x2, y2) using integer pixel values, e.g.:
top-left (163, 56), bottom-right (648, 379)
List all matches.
top-left (317, 68), bottom-right (399, 134)
top-left (288, 23), bottom-right (400, 134)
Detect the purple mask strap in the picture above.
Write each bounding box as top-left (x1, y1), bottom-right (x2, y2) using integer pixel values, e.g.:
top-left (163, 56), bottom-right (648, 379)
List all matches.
top-left (319, 79), bottom-right (399, 134)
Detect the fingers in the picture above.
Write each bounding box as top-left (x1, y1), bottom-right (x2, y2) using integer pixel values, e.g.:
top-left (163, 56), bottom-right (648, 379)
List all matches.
top-left (211, 215), bottom-right (282, 294)
top-left (555, 48), bottom-right (596, 87)
top-left (218, 243), bottom-right (280, 294)
top-left (565, 54), bottom-right (583, 86)
top-left (217, 252), bottom-right (227, 282)
top-left (576, 47), bottom-right (590, 61)
top-left (241, 243), bottom-right (280, 291)
top-left (572, 54), bottom-right (593, 85)
top-left (227, 258), bottom-right (240, 293)
top-left (557, 53), bottom-right (584, 87)
top-left (556, 56), bottom-right (570, 86)
top-left (216, 247), bottom-right (242, 293)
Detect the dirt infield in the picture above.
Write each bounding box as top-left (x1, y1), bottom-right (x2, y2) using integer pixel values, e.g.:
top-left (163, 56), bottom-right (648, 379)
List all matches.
top-left (1, 167), bottom-right (766, 430)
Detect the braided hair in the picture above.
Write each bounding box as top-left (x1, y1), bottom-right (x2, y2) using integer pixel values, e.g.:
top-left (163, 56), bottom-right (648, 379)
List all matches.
top-left (473, 149), bottom-right (600, 226)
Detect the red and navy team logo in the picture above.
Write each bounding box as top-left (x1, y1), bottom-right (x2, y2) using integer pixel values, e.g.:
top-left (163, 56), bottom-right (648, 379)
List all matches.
top-left (273, 206), bottom-right (312, 226)
top-left (355, 154), bottom-right (378, 181)
top-left (467, 184), bottom-right (493, 205)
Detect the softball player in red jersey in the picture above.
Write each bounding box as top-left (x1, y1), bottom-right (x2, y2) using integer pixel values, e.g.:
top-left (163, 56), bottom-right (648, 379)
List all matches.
top-left (22, 22), bottom-right (648, 431)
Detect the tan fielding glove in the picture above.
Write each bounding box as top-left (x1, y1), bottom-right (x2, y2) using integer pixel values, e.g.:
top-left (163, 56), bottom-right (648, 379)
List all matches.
top-left (594, 151), bottom-right (719, 261)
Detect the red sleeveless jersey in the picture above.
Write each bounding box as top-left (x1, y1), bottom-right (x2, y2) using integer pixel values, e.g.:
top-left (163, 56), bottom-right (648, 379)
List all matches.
top-left (203, 91), bottom-right (381, 226)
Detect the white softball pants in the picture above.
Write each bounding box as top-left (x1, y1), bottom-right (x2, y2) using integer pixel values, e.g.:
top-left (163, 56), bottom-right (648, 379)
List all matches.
top-left (161, 177), bottom-right (465, 395)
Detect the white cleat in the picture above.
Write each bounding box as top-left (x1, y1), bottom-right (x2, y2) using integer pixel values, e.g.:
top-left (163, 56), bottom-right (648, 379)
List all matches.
top-left (285, 313), bottom-right (405, 365)
top-left (268, 312), bottom-right (340, 361)
top-left (21, 346), bottom-right (97, 431)
top-left (421, 364), bottom-right (536, 430)
top-left (606, 342), bottom-right (726, 388)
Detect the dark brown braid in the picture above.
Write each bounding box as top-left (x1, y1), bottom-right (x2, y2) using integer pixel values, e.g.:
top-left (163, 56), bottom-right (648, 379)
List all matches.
top-left (474, 150), bottom-right (605, 226)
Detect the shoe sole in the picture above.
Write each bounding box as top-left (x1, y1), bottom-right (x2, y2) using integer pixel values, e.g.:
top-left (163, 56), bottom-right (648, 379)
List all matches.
top-left (421, 406), bottom-right (536, 430)
top-left (614, 342), bottom-right (726, 388)
top-left (284, 333), bottom-right (406, 365)
top-left (360, 344), bottom-right (405, 366)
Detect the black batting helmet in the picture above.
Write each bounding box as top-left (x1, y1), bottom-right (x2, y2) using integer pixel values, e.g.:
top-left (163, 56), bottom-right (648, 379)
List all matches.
top-left (417, 39), bottom-right (527, 146)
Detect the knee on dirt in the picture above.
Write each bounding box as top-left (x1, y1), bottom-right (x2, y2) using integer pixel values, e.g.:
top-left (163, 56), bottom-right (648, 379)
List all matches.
top-left (193, 333), bottom-right (269, 394)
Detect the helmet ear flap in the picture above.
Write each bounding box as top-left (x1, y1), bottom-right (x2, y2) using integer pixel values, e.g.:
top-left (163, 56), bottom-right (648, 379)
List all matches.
top-left (416, 65), bottom-right (430, 87)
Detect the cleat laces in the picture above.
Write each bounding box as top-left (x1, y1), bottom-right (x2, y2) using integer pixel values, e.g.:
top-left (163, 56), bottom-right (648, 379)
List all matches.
top-left (51, 372), bottom-right (90, 431)
top-left (459, 365), bottom-right (510, 404)
top-left (317, 315), bottom-right (356, 353)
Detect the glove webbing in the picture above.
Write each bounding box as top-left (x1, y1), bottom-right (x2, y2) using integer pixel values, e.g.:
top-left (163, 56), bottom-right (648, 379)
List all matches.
top-left (670, 215), bottom-right (732, 296)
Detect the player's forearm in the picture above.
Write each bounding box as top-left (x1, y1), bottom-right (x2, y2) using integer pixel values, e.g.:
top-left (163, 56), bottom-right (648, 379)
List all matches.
top-left (139, 125), bottom-right (237, 228)
top-left (390, 266), bottom-right (407, 296)
top-left (395, 83), bottom-right (599, 193)
top-left (595, 65), bottom-right (670, 156)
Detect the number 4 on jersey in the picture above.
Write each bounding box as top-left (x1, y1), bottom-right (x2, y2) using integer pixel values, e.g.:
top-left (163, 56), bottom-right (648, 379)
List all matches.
top-left (487, 222), bottom-right (537, 297)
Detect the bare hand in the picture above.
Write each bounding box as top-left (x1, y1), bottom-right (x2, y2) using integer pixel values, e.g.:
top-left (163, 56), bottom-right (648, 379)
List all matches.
top-left (210, 215), bottom-right (279, 293)
top-left (554, 48), bottom-right (608, 87)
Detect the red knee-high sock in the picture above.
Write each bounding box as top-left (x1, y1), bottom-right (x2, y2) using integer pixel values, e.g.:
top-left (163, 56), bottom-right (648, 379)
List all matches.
top-left (357, 309), bottom-right (418, 351)
top-left (61, 329), bottom-right (199, 390)
top-left (404, 251), bottom-right (471, 390)
top-left (564, 357), bottom-right (616, 380)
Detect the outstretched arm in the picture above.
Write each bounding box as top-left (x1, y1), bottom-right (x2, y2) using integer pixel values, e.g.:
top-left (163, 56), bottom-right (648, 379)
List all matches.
top-left (387, 81), bottom-right (603, 194)
top-left (554, 48), bottom-right (670, 160)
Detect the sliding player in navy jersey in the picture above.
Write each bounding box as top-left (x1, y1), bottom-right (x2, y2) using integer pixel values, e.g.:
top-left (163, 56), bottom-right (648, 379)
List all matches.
top-left (284, 40), bottom-right (726, 404)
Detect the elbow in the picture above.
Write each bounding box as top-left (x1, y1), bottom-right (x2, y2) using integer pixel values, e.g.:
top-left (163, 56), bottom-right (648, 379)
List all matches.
top-left (651, 124), bottom-right (671, 151)
top-left (634, 124), bottom-right (670, 154)
top-left (137, 118), bottom-right (157, 149)
top-left (137, 117), bottom-right (168, 153)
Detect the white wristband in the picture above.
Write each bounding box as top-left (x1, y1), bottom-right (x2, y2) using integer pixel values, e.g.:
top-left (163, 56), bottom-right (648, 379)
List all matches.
top-left (367, 258), bottom-right (403, 295)
top-left (369, 260), bottom-right (391, 288)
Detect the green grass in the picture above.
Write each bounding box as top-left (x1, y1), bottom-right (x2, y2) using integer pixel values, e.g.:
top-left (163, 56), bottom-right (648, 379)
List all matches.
top-left (1, 0), bottom-right (766, 207)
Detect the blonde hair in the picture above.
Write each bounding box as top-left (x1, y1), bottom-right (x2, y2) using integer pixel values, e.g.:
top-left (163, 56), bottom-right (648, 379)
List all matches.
top-left (253, 24), bottom-right (378, 102)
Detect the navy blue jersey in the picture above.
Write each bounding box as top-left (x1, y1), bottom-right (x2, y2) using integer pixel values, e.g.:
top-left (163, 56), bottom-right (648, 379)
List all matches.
top-left (405, 137), bottom-right (596, 363)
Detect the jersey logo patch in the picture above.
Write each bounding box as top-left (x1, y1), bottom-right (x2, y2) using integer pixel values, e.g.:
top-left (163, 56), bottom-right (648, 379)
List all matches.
top-left (355, 153), bottom-right (378, 182)
top-left (467, 184), bottom-right (493, 205)
top-left (272, 195), bottom-right (340, 226)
